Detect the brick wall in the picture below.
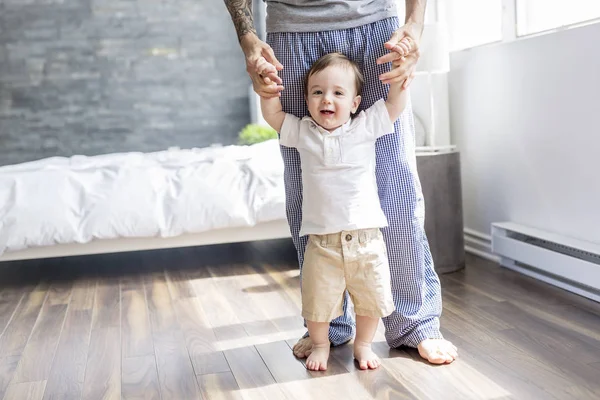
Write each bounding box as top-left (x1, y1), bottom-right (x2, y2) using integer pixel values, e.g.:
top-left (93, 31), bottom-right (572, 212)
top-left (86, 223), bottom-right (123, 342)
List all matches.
top-left (0, 0), bottom-right (250, 166)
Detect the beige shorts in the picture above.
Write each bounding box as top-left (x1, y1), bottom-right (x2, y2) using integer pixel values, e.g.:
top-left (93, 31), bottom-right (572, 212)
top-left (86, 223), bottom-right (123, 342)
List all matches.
top-left (301, 228), bottom-right (395, 322)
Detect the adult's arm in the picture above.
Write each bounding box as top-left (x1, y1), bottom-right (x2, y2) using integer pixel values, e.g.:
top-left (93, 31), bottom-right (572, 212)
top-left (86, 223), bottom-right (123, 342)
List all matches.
top-left (223, 0), bottom-right (284, 98)
top-left (377, 0), bottom-right (427, 89)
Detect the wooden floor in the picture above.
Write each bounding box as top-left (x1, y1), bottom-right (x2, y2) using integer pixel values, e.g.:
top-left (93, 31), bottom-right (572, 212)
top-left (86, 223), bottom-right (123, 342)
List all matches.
top-left (0, 240), bottom-right (599, 400)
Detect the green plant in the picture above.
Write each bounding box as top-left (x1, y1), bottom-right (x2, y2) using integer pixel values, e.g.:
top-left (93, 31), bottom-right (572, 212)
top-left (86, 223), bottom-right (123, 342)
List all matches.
top-left (238, 124), bottom-right (277, 145)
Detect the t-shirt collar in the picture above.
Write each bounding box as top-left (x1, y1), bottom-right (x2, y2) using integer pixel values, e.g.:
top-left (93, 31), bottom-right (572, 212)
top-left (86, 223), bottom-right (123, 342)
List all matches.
top-left (302, 115), bottom-right (354, 136)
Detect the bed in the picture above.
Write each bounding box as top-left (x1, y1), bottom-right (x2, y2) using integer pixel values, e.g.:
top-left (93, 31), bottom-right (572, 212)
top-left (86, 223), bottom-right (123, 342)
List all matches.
top-left (0, 139), bottom-right (290, 262)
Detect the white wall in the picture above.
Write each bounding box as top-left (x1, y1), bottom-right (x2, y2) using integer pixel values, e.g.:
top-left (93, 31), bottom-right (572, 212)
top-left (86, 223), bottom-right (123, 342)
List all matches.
top-left (449, 22), bottom-right (600, 244)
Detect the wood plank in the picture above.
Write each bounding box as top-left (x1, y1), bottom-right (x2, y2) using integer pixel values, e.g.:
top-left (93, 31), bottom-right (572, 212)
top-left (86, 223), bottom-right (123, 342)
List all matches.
top-left (13, 304), bottom-right (68, 383)
top-left (0, 286), bottom-right (47, 357)
top-left (212, 324), bottom-right (247, 342)
top-left (482, 301), bottom-right (600, 364)
top-left (145, 272), bottom-right (201, 400)
top-left (278, 371), bottom-right (373, 400)
top-left (257, 263), bottom-right (302, 312)
top-left (494, 328), bottom-right (600, 397)
top-left (441, 279), bottom-right (514, 331)
top-left (151, 334), bottom-right (203, 400)
top-left (0, 297), bottom-right (24, 399)
top-left (255, 341), bottom-right (311, 383)
top-left (353, 365), bottom-right (416, 399)
top-left (81, 266), bottom-right (122, 400)
top-left (441, 305), bottom-right (520, 355)
top-left (375, 347), bottom-right (477, 400)
top-left (82, 327), bottom-right (121, 400)
top-left (194, 263), bottom-right (302, 356)
top-left (441, 306), bottom-right (581, 398)
top-left (91, 279), bottom-right (120, 329)
top-left (145, 273), bottom-right (178, 334)
top-left (46, 281), bottom-right (73, 306)
top-left (510, 302), bottom-right (600, 349)
top-left (170, 297), bottom-right (229, 376)
top-left (197, 372), bottom-right (242, 400)
top-left (253, 264), bottom-right (308, 340)
top-left (0, 289), bottom-right (26, 337)
top-left (222, 345), bottom-right (275, 388)
top-left (461, 253), bottom-right (599, 316)
top-left (186, 266), bottom-right (243, 341)
top-left (70, 279), bottom-right (96, 311)
top-left (441, 330), bottom-right (562, 400)
top-left (549, 303), bottom-right (600, 339)
top-left (42, 309), bottom-right (93, 400)
top-left (122, 356), bottom-right (161, 400)
top-left (0, 356), bottom-right (20, 400)
top-left (2, 380), bottom-right (46, 400)
top-left (206, 264), bottom-right (279, 335)
top-left (121, 276), bottom-right (154, 358)
top-left (354, 342), bottom-right (418, 399)
top-left (205, 262), bottom-right (306, 358)
top-left (223, 345), bottom-right (288, 399)
top-left (447, 257), bottom-right (569, 308)
top-left (164, 267), bottom-right (196, 300)
top-left (236, 264), bottom-right (303, 334)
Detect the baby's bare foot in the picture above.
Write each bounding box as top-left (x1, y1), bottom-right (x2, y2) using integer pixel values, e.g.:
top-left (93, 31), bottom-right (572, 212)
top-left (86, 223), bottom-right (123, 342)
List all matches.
top-left (354, 342), bottom-right (380, 370)
top-left (306, 344), bottom-right (329, 371)
top-left (293, 336), bottom-right (313, 358)
top-left (417, 338), bottom-right (458, 364)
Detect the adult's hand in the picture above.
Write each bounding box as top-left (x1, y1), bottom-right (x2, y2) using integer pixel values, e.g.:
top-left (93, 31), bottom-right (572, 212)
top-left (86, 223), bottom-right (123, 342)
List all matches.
top-left (376, 22), bottom-right (423, 89)
top-left (240, 33), bottom-right (284, 98)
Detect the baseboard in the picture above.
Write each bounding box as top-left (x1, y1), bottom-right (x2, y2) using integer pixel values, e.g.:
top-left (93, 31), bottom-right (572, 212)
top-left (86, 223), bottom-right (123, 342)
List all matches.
top-left (464, 228), bottom-right (500, 263)
top-left (499, 256), bottom-right (600, 303)
top-left (464, 226), bottom-right (600, 303)
top-left (492, 222), bottom-right (600, 303)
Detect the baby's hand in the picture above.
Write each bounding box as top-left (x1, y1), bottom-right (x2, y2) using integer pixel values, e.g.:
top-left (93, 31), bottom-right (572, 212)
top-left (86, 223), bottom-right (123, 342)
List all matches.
top-left (255, 57), bottom-right (283, 89)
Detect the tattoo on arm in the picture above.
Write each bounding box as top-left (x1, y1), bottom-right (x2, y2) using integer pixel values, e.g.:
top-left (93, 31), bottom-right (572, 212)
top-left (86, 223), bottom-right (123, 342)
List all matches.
top-left (224, 0), bottom-right (257, 41)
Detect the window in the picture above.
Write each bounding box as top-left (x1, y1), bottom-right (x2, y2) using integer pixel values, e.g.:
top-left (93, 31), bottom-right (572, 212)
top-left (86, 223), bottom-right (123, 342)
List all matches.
top-left (395, 0), bottom-right (502, 52)
top-left (516, 0), bottom-right (600, 36)
top-left (445, 0), bottom-right (502, 51)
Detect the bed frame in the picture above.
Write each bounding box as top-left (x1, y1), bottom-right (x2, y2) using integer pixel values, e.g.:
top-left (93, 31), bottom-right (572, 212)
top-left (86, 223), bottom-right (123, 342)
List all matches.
top-left (0, 219), bottom-right (291, 263)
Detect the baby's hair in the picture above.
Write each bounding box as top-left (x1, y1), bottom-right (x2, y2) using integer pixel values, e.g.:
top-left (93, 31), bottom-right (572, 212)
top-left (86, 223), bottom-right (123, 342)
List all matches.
top-left (304, 53), bottom-right (364, 96)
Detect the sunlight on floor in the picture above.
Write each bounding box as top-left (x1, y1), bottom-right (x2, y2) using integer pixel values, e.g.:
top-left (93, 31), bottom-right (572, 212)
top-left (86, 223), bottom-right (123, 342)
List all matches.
top-left (381, 355), bottom-right (512, 399)
top-left (215, 329), bottom-right (307, 352)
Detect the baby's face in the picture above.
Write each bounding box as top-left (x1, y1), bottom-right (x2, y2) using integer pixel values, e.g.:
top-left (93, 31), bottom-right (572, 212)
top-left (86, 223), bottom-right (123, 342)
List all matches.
top-left (305, 64), bottom-right (361, 132)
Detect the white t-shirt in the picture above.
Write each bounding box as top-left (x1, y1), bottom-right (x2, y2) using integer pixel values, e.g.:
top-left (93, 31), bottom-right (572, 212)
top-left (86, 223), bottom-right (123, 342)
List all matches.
top-left (279, 99), bottom-right (394, 236)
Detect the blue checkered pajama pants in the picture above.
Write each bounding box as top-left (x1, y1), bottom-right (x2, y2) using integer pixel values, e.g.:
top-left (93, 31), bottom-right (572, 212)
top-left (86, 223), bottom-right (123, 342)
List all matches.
top-left (267, 17), bottom-right (443, 348)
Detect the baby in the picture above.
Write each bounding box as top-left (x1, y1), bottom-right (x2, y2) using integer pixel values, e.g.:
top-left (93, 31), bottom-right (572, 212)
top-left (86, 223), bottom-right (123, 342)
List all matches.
top-left (259, 51), bottom-right (408, 371)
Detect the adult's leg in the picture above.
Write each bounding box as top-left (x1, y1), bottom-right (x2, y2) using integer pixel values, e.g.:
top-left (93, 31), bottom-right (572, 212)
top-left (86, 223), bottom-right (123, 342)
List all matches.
top-left (267, 32), bottom-right (356, 347)
top-left (353, 19), bottom-right (456, 362)
top-left (325, 18), bottom-right (453, 357)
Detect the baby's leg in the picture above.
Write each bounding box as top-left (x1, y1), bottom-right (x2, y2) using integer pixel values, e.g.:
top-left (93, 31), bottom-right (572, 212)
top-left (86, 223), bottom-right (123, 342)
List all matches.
top-left (346, 229), bottom-right (395, 369)
top-left (354, 315), bottom-right (381, 369)
top-left (306, 320), bottom-right (330, 371)
top-left (301, 234), bottom-right (346, 371)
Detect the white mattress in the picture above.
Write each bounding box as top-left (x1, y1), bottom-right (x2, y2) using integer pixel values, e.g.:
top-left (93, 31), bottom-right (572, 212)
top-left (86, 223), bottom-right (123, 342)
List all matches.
top-left (0, 139), bottom-right (286, 256)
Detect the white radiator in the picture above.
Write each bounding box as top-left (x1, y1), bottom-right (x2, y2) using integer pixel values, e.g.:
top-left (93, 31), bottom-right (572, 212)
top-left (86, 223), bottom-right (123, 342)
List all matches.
top-left (491, 222), bottom-right (600, 303)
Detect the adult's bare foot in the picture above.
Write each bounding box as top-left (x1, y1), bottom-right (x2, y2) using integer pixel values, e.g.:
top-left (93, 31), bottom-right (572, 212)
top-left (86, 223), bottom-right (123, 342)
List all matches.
top-left (417, 338), bottom-right (458, 364)
top-left (293, 336), bottom-right (313, 358)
